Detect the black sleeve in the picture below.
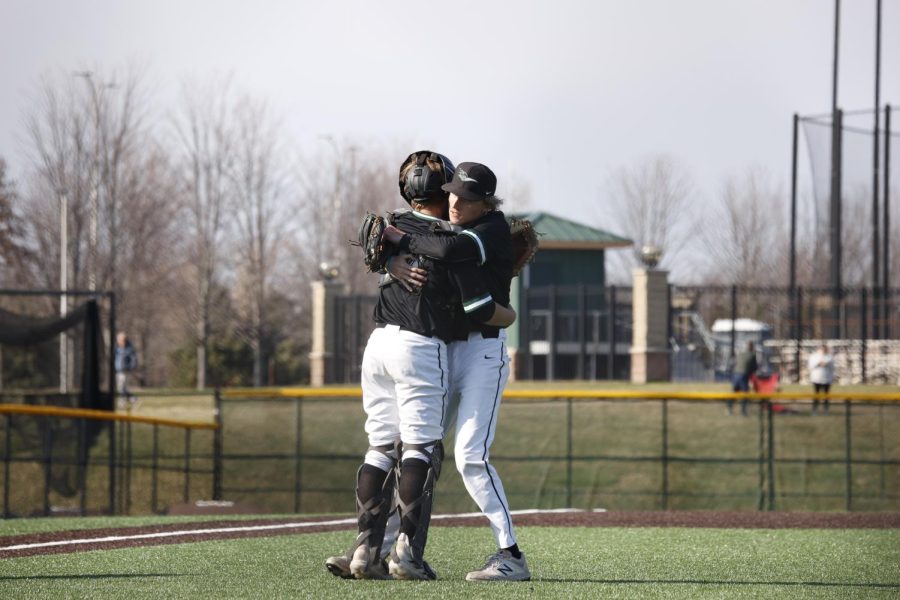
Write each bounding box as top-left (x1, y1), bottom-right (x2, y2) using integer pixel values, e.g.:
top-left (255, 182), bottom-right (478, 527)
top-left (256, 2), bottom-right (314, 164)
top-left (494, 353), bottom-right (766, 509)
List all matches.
top-left (463, 215), bottom-right (511, 265)
top-left (405, 231), bottom-right (482, 262)
top-left (449, 261), bottom-right (495, 323)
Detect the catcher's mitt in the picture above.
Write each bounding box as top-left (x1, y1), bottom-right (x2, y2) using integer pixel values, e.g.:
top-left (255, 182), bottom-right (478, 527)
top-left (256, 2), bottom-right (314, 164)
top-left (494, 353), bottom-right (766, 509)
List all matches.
top-left (351, 212), bottom-right (389, 273)
top-left (508, 217), bottom-right (540, 277)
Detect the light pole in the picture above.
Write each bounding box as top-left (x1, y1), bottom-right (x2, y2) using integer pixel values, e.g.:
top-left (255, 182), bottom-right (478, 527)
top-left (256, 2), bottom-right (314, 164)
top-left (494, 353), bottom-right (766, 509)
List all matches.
top-left (59, 188), bottom-right (69, 393)
top-left (75, 71), bottom-right (115, 292)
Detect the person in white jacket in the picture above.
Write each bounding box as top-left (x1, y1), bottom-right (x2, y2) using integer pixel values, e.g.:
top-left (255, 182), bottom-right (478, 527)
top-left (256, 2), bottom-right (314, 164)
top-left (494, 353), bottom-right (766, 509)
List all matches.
top-left (807, 344), bottom-right (834, 414)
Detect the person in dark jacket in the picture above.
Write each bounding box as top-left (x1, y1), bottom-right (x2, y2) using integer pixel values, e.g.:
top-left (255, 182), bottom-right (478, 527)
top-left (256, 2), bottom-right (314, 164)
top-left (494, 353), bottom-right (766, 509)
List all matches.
top-left (114, 331), bottom-right (138, 408)
top-left (729, 341), bottom-right (758, 416)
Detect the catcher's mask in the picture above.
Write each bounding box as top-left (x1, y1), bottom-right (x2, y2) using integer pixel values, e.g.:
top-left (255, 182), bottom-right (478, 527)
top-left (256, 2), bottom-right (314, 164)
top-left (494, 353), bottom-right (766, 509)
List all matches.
top-left (398, 150), bottom-right (455, 206)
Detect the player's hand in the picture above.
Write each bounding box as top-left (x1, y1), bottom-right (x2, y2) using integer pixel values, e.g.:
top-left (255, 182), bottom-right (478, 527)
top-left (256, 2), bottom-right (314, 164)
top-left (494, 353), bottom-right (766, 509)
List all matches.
top-left (382, 225), bottom-right (407, 245)
top-left (388, 252), bottom-right (428, 292)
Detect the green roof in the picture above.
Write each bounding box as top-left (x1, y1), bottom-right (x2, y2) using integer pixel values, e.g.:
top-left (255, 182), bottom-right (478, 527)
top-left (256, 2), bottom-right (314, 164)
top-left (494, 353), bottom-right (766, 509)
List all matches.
top-left (509, 211), bottom-right (632, 250)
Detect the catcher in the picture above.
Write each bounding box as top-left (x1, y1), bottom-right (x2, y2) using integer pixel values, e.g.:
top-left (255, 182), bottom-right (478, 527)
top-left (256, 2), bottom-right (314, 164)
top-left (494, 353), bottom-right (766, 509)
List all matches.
top-left (382, 162), bottom-right (537, 581)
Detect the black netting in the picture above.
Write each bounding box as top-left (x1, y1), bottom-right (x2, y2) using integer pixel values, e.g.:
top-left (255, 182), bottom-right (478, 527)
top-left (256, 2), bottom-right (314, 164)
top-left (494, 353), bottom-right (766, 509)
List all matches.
top-left (1, 298), bottom-right (109, 498)
top-left (799, 108), bottom-right (900, 289)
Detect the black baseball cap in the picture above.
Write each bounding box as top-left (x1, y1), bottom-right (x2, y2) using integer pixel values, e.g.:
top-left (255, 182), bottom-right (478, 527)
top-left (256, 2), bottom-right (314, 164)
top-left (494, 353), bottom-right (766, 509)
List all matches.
top-left (441, 162), bottom-right (496, 202)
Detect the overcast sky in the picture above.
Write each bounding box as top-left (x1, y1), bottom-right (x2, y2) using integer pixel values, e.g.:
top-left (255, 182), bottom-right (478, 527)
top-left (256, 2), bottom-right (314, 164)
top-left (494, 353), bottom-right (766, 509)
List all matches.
top-left (2, 0), bottom-right (897, 227)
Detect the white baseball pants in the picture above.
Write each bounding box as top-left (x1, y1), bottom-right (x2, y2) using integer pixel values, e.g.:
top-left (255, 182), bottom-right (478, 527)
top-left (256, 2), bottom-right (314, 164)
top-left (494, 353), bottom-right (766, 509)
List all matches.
top-left (361, 325), bottom-right (449, 450)
top-left (446, 330), bottom-right (517, 549)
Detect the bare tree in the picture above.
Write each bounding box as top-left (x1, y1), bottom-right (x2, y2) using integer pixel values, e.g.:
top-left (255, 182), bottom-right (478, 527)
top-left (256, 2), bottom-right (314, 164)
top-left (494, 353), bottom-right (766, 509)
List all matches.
top-left (22, 72), bottom-right (96, 292)
top-left (0, 159), bottom-right (33, 286)
top-left (170, 76), bottom-right (237, 389)
top-left (700, 166), bottom-right (786, 285)
top-left (19, 66), bottom-right (189, 382)
top-left (601, 154), bottom-right (696, 281)
top-left (294, 141), bottom-right (397, 294)
top-left (228, 96), bottom-right (291, 386)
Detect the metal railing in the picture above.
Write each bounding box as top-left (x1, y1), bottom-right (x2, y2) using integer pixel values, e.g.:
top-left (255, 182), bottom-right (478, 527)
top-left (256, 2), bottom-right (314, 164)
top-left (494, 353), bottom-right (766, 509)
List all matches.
top-left (0, 403), bottom-right (219, 518)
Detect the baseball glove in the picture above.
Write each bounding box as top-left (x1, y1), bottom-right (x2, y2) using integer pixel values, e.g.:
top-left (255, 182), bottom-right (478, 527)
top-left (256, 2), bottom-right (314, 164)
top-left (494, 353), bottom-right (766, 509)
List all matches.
top-left (509, 217), bottom-right (540, 277)
top-left (351, 212), bottom-right (389, 273)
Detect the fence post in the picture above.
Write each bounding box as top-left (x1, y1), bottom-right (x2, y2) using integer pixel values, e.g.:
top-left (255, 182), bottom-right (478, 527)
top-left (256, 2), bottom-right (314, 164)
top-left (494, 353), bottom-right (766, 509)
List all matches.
top-left (43, 418), bottom-right (51, 517)
top-left (117, 415), bottom-right (126, 513)
top-left (152, 424), bottom-right (159, 513)
top-left (757, 401), bottom-right (766, 511)
top-left (566, 398), bottom-right (573, 507)
top-left (183, 428), bottom-right (191, 504)
top-left (213, 389), bottom-right (223, 501)
top-left (845, 399), bottom-right (853, 510)
top-left (4, 414), bottom-right (11, 518)
top-left (661, 398), bottom-right (669, 510)
top-left (293, 397), bottom-right (304, 513)
top-left (108, 419), bottom-right (116, 515)
top-left (125, 419), bottom-right (133, 514)
top-left (767, 401), bottom-right (776, 510)
top-left (78, 418), bottom-right (87, 517)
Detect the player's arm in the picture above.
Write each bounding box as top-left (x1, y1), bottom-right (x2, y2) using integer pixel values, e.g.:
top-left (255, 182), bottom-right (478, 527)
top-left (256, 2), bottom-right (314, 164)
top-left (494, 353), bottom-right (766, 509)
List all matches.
top-left (486, 303), bottom-right (516, 327)
top-left (451, 262), bottom-right (515, 327)
top-left (383, 225), bottom-right (483, 263)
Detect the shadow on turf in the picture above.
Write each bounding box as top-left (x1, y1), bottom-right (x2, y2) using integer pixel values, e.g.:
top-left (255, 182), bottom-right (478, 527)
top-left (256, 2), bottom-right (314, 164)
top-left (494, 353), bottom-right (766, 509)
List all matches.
top-left (536, 579), bottom-right (900, 589)
top-left (0, 574), bottom-right (191, 581)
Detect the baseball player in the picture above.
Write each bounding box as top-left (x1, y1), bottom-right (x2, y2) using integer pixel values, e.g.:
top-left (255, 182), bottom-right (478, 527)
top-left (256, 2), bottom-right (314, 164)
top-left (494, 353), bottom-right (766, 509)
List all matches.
top-left (326, 152), bottom-right (515, 581)
top-left (383, 162), bottom-right (531, 581)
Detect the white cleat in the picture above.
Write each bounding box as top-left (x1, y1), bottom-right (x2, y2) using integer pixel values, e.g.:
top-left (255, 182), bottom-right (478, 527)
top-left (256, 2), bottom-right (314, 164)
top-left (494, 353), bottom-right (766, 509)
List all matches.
top-left (388, 533), bottom-right (437, 580)
top-left (349, 545), bottom-right (391, 580)
top-left (465, 549), bottom-right (531, 582)
top-left (325, 554), bottom-right (352, 579)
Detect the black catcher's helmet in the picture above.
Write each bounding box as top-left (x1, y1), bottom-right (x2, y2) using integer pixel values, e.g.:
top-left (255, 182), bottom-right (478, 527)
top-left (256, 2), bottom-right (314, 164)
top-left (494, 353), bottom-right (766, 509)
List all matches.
top-left (398, 150), bottom-right (455, 205)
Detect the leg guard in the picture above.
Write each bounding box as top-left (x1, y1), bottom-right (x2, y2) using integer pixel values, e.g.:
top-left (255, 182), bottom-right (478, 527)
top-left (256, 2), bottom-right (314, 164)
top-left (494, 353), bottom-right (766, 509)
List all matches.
top-left (393, 440), bottom-right (443, 564)
top-left (354, 443), bottom-right (399, 552)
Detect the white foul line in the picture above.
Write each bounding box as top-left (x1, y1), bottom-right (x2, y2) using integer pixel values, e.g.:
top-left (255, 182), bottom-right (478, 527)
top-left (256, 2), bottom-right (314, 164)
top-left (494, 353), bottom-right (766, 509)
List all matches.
top-left (0, 508), bottom-right (600, 553)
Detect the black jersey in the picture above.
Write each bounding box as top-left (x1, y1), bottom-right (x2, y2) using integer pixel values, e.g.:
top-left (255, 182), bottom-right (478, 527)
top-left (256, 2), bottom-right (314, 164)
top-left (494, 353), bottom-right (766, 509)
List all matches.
top-left (373, 210), bottom-right (491, 343)
top-left (403, 210), bottom-right (513, 340)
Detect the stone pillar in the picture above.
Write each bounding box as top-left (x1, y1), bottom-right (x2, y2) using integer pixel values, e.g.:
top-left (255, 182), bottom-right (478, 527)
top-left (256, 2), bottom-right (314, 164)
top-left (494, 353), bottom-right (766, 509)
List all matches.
top-left (309, 279), bottom-right (346, 386)
top-left (507, 348), bottom-right (520, 382)
top-left (630, 268), bottom-right (671, 382)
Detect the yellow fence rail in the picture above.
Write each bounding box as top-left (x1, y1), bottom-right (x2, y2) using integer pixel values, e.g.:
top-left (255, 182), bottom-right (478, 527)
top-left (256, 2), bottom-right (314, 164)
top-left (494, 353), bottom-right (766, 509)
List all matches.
top-left (219, 387), bottom-right (900, 403)
top-left (0, 404), bottom-right (218, 430)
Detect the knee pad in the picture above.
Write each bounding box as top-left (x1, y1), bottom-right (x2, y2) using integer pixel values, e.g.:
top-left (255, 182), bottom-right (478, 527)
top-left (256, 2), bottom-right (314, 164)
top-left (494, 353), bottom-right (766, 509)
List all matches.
top-left (365, 442), bottom-right (399, 472)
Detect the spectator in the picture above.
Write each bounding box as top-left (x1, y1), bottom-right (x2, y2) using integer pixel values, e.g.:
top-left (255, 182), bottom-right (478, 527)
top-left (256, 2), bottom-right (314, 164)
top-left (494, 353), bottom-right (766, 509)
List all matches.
top-left (729, 341), bottom-right (758, 416)
top-left (807, 343), bottom-right (834, 414)
top-left (115, 332), bottom-right (139, 408)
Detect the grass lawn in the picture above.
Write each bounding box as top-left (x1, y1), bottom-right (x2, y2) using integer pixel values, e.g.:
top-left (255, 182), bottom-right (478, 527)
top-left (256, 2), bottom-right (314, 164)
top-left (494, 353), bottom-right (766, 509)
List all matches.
top-left (1, 522), bottom-right (898, 599)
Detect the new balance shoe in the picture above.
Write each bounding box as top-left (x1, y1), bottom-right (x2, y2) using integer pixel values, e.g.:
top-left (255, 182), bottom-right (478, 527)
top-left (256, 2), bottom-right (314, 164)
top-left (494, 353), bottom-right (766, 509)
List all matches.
top-left (465, 549), bottom-right (531, 581)
top-left (349, 545), bottom-right (392, 580)
top-left (388, 533), bottom-right (437, 580)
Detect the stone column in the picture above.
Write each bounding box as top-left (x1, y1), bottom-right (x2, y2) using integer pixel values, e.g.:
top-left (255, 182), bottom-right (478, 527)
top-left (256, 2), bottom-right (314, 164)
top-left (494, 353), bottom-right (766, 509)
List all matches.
top-left (630, 268), bottom-right (671, 382)
top-left (309, 279), bottom-right (346, 386)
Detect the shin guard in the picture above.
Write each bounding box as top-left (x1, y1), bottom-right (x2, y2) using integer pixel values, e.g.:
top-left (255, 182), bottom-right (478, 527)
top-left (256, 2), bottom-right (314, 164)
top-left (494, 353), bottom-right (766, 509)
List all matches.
top-left (395, 440), bottom-right (444, 563)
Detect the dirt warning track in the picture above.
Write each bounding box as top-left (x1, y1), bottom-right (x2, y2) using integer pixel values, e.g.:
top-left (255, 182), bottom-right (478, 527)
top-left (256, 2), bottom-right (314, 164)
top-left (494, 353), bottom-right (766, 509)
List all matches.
top-left (1, 510), bottom-right (897, 560)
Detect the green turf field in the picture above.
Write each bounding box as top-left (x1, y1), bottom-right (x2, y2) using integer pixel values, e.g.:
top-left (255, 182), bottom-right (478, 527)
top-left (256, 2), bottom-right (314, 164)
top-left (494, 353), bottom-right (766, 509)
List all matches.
top-left (1, 519), bottom-right (898, 599)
